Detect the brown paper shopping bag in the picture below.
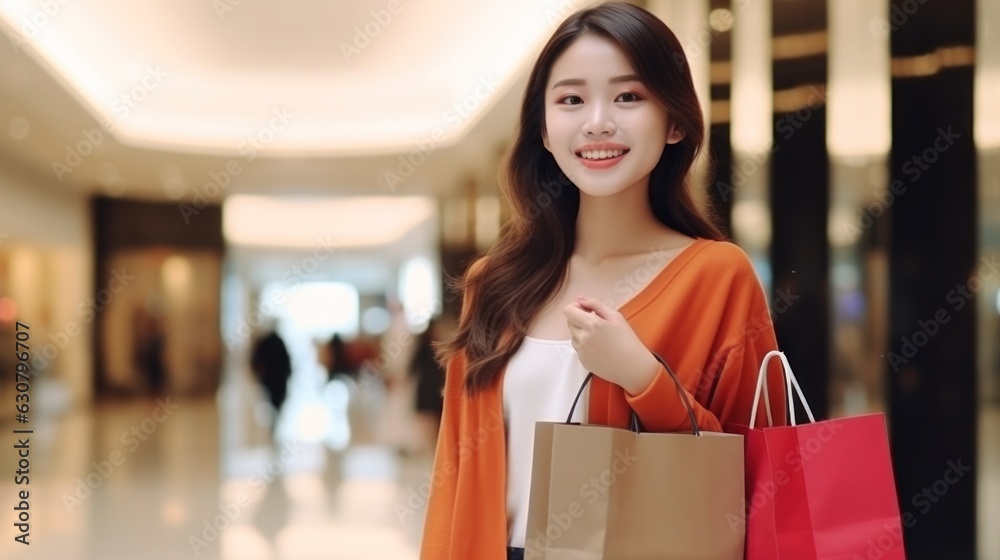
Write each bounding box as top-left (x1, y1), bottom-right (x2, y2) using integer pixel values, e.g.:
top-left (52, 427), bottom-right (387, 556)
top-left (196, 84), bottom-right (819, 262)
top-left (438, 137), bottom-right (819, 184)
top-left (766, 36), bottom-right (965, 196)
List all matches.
top-left (524, 352), bottom-right (745, 560)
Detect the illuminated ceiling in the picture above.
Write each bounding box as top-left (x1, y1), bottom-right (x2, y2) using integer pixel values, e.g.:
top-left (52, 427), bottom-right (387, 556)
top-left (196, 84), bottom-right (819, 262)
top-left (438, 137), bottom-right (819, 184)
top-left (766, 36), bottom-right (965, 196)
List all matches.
top-left (0, 0), bottom-right (588, 156)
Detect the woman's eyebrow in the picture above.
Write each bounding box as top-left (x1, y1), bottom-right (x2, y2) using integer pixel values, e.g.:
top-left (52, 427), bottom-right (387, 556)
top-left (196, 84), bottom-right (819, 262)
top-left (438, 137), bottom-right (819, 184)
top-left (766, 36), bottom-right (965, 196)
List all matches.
top-left (550, 74), bottom-right (642, 89)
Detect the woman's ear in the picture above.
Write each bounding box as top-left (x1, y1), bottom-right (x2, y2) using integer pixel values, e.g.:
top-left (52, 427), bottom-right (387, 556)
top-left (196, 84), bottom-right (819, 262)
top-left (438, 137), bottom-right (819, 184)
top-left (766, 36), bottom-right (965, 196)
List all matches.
top-left (666, 126), bottom-right (685, 145)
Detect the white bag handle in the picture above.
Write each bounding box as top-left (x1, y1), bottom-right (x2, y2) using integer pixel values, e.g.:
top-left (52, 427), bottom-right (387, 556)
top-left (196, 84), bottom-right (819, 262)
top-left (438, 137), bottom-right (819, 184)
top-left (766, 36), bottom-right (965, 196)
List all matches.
top-left (749, 350), bottom-right (816, 427)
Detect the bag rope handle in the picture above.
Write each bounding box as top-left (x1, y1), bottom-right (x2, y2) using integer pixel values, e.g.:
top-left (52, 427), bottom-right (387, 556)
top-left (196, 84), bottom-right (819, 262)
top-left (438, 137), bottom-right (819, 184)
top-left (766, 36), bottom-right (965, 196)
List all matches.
top-left (749, 350), bottom-right (816, 428)
top-left (566, 351), bottom-right (701, 436)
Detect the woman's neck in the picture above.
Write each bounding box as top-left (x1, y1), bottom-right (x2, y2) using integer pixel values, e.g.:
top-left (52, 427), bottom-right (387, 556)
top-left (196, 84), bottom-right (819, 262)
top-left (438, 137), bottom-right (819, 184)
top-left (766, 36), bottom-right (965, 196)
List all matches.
top-left (573, 179), bottom-right (672, 264)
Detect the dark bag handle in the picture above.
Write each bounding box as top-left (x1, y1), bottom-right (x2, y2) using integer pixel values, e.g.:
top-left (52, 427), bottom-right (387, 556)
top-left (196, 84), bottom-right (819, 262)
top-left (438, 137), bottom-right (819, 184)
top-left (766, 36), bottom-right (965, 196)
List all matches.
top-left (565, 351), bottom-right (702, 437)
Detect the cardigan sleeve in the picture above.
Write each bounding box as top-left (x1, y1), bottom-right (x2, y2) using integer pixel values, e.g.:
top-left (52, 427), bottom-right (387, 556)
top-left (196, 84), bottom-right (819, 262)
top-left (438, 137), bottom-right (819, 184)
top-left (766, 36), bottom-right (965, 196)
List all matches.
top-left (419, 257), bottom-right (485, 559)
top-left (624, 267), bottom-right (788, 433)
top-left (706, 294), bottom-right (789, 432)
top-left (419, 350), bottom-right (464, 558)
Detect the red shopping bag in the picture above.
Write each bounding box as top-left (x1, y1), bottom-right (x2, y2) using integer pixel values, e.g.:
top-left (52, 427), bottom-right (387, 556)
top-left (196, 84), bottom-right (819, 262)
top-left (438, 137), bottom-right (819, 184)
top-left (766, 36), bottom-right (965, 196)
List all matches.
top-left (726, 351), bottom-right (907, 560)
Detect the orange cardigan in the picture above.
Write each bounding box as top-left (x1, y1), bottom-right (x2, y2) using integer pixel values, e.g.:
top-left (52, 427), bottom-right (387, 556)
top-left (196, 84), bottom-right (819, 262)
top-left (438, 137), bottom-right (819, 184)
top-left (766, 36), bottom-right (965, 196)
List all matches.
top-left (419, 238), bottom-right (788, 559)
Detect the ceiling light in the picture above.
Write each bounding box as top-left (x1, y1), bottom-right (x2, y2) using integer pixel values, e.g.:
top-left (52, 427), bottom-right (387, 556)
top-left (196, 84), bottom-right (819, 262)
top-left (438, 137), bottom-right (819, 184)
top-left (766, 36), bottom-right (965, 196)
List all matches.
top-left (222, 195), bottom-right (435, 248)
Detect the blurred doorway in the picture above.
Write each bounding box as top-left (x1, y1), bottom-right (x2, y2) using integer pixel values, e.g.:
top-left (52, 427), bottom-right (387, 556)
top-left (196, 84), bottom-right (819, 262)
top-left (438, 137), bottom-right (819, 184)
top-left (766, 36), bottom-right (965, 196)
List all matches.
top-left (93, 197), bottom-right (225, 398)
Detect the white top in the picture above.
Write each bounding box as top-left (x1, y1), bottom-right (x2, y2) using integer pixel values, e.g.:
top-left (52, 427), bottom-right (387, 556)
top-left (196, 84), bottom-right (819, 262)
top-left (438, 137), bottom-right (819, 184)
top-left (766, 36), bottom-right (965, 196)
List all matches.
top-left (503, 336), bottom-right (589, 548)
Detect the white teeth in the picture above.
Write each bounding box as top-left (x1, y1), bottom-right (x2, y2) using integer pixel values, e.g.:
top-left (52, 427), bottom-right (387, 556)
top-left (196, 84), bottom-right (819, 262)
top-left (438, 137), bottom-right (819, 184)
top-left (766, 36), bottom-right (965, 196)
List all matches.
top-left (579, 149), bottom-right (625, 160)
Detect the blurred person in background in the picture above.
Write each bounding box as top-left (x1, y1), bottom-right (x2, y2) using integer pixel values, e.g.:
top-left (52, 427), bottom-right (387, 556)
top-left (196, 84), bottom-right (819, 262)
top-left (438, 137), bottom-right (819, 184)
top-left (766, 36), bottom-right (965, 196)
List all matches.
top-left (325, 332), bottom-right (349, 381)
top-left (250, 324), bottom-right (292, 434)
top-left (409, 314), bottom-right (448, 454)
top-left (378, 298), bottom-right (421, 454)
top-left (319, 331), bottom-right (383, 444)
top-left (133, 303), bottom-right (167, 397)
top-left (319, 331), bottom-right (379, 380)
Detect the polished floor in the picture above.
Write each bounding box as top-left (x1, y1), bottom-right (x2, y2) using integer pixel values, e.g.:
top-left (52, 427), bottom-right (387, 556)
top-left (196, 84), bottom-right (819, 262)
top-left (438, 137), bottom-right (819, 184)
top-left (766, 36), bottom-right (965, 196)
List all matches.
top-left (0, 372), bottom-right (435, 560)
top-left (0, 375), bottom-right (997, 560)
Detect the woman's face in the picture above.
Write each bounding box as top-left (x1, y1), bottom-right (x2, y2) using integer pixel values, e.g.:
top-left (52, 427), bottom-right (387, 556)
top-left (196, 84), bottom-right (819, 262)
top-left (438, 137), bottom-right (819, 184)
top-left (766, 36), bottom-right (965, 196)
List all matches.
top-left (542, 34), bottom-right (683, 197)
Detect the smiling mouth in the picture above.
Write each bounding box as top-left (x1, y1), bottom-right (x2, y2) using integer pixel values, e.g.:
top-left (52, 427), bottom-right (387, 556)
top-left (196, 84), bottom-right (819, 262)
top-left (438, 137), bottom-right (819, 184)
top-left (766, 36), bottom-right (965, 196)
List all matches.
top-left (576, 148), bottom-right (630, 160)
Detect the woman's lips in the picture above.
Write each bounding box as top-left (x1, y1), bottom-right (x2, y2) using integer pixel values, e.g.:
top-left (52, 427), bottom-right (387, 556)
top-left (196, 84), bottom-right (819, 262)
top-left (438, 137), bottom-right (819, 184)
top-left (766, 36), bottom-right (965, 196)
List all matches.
top-left (577, 149), bottom-right (628, 169)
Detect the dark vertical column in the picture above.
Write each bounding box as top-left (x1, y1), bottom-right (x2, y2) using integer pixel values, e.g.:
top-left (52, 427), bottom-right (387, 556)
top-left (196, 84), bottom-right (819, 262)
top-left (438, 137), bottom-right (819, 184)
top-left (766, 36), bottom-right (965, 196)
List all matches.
top-left (888, 0), bottom-right (977, 556)
top-left (438, 242), bottom-right (477, 318)
top-left (707, 0), bottom-right (733, 237)
top-left (770, 1), bottom-right (830, 420)
top-left (438, 189), bottom-right (479, 320)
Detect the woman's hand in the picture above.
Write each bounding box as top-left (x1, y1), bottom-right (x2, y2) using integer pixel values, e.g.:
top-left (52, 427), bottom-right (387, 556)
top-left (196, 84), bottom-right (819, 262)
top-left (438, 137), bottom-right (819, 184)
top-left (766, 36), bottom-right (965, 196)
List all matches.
top-left (563, 295), bottom-right (660, 396)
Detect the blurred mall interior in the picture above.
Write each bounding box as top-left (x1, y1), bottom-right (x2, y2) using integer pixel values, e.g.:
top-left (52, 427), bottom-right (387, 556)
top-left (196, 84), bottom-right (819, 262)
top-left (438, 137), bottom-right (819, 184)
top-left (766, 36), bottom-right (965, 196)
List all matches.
top-left (0, 0), bottom-right (998, 558)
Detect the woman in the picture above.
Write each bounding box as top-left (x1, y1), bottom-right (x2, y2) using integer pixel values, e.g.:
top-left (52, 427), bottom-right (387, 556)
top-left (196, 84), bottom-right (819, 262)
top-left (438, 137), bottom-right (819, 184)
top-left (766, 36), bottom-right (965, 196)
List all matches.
top-left (421, 3), bottom-right (787, 559)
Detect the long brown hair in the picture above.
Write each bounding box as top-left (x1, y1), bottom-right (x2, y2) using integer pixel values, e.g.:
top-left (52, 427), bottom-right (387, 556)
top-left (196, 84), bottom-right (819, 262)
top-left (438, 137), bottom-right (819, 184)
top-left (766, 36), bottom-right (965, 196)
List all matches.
top-left (437, 1), bottom-right (725, 394)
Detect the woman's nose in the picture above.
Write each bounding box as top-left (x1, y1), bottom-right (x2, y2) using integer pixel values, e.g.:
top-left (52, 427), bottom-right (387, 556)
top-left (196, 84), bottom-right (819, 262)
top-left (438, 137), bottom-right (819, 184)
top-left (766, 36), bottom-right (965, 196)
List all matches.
top-left (583, 102), bottom-right (616, 136)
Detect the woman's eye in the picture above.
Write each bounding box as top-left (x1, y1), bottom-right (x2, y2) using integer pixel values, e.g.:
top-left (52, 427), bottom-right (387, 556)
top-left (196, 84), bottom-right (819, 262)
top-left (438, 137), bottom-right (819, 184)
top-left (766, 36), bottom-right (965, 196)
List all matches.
top-left (617, 92), bottom-right (642, 102)
top-left (559, 95), bottom-right (583, 105)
